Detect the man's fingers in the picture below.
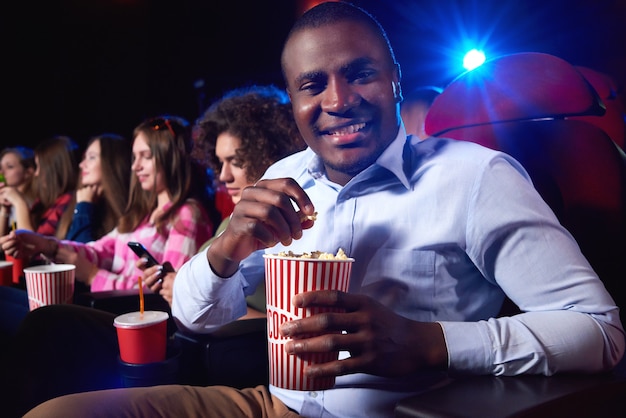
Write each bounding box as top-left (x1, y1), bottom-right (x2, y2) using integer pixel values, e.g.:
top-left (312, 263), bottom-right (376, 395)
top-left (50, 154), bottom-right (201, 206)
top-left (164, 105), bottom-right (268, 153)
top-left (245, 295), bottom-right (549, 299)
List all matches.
top-left (251, 178), bottom-right (315, 231)
top-left (282, 333), bottom-right (369, 378)
top-left (292, 290), bottom-right (355, 310)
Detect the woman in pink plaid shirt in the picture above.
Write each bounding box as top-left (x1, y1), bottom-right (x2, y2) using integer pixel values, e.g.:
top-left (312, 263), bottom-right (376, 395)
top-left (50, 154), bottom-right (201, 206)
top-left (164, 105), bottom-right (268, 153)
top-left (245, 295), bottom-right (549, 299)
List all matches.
top-left (0, 115), bottom-right (219, 304)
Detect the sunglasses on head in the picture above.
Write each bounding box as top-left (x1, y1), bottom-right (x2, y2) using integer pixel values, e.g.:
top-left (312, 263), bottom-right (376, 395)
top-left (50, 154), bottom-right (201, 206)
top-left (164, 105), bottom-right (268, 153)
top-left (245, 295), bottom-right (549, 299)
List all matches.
top-left (148, 117), bottom-right (176, 138)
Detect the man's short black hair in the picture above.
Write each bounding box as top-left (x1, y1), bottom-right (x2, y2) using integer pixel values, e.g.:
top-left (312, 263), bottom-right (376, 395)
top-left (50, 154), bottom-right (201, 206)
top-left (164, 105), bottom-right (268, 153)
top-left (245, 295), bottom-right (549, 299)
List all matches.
top-left (282, 1), bottom-right (398, 69)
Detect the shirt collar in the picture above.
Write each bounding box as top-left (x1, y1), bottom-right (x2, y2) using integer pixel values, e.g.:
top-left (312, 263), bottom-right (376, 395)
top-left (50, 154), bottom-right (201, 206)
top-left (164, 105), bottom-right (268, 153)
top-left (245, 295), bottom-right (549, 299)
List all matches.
top-left (376, 124), bottom-right (412, 189)
top-left (305, 124), bottom-right (412, 189)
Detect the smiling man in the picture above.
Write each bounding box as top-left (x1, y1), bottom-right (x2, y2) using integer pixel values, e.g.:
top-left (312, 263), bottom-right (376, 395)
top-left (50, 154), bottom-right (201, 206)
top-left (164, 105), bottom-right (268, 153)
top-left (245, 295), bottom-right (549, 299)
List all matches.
top-left (281, 9), bottom-right (402, 185)
top-left (25, 2), bottom-right (624, 418)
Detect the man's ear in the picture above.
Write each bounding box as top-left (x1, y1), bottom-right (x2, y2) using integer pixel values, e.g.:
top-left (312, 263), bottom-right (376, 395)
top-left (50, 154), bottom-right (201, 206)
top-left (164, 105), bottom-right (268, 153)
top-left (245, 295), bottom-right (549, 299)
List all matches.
top-left (392, 81), bottom-right (403, 103)
top-left (393, 63), bottom-right (403, 102)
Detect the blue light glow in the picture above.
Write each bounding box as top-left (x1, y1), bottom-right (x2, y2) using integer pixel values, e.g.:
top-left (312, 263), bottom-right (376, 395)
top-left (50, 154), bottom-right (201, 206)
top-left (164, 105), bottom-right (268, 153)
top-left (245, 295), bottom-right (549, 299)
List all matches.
top-left (463, 49), bottom-right (486, 70)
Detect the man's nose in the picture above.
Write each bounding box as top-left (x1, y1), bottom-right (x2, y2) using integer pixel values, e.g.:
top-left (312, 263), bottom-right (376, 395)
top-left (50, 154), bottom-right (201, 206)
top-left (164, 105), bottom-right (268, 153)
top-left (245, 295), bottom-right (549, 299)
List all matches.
top-left (322, 80), bottom-right (360, 114)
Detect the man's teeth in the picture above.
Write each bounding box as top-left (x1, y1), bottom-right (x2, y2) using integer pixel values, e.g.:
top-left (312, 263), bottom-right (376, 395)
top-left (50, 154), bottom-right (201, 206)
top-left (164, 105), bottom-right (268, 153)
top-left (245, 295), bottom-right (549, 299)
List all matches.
top-left (328, 123), bottom-right (365, 135)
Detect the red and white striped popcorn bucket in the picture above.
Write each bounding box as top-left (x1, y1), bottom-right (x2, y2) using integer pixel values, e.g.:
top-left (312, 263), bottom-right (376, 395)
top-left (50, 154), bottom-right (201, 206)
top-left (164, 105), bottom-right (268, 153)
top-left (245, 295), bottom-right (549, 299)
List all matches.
top-left (24, 264), bottom-right (76, 311)
top-left (264, 254), bottom-right (353, 391)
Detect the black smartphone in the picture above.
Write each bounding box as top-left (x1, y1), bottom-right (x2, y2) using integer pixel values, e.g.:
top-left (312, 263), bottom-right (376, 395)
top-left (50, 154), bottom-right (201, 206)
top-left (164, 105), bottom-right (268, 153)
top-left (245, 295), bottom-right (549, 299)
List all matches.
top-left (127, 241), bottom-right (160, 267)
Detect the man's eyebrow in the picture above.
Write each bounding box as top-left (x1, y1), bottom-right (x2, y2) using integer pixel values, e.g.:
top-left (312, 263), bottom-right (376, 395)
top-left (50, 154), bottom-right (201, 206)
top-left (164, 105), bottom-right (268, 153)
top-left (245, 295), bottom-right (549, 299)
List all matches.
top-left (295, 70), bottom-right (325, 86)
top-left (342, 57), bottom-right (375, 72)
top-left (293, 58), bottom-right (378, 86)
top-left (341, 57), bottom-right (383, 79)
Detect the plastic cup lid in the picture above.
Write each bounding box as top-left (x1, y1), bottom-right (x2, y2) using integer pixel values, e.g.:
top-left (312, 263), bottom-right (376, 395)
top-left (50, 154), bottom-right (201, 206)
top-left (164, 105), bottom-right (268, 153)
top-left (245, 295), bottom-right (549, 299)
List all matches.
top-left (114, 311), bottom-right (169, 329)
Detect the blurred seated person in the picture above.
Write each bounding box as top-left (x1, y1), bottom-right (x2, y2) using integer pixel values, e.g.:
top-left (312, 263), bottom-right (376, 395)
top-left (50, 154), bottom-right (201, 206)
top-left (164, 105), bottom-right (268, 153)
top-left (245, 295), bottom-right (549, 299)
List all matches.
top-left (400, 85), bottom-right (442, 139)
top-left (0, 146), bottom-right (36, 237)
top-left (0, 136), bottom-right (78, 237)
top-left (58, 133), bottom-right (132, 243)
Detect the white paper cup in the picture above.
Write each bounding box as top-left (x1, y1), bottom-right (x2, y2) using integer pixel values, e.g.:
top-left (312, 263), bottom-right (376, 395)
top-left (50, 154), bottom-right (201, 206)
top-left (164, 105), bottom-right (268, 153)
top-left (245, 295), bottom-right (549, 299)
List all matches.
top-left (263, 254), bottom-right (354, 391)
top-left (23, 264), bottom-right (76, 311)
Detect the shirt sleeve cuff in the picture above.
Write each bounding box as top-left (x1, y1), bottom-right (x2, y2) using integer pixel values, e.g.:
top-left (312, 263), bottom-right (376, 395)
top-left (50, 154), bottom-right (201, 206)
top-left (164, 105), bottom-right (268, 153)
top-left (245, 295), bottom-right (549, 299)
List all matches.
top-left (439, 320), bottom-right (494, 375)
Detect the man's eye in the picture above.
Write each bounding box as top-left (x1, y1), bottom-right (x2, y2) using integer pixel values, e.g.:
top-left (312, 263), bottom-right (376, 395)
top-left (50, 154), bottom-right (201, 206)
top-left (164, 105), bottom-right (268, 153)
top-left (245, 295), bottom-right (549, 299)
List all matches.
top-left (351, 70), bottom-right (375, 83)
top-left (300, 82), bottom-right (324, 94)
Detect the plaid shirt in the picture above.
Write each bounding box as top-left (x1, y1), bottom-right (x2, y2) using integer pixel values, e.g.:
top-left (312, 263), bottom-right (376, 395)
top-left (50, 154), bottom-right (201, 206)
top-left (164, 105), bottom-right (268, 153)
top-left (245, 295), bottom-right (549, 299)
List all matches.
top-left (33, 193), bottom-right (73, 236)
top-left (60, 202), bottom-right (212, 291)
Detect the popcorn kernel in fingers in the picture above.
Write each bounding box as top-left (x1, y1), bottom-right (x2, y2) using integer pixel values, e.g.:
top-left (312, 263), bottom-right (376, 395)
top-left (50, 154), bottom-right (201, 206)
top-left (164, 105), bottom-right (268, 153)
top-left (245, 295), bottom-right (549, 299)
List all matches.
top-left (299, 211), bottom-right (318, 223)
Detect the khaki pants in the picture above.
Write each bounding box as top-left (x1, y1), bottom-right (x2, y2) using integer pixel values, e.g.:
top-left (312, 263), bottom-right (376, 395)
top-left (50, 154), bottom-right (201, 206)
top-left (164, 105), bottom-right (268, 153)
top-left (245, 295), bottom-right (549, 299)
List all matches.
top-left (24, 385), bottom-right (301, 418)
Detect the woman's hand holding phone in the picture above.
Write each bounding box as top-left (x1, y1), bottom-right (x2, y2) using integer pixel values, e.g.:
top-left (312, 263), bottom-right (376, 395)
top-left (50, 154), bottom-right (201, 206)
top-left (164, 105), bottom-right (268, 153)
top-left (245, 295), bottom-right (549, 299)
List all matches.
top-left (127, 241), bottom-right (176, 305)
top-left (127, 241), bottom-right (160, 267)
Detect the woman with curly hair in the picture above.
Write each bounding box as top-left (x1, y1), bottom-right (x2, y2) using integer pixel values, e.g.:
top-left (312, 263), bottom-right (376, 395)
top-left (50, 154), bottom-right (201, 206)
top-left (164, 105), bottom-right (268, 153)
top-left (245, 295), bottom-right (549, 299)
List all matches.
top-left (192, 84), bottom-right (306, 243)
top-left (188, 84), bottom-right (306, 317)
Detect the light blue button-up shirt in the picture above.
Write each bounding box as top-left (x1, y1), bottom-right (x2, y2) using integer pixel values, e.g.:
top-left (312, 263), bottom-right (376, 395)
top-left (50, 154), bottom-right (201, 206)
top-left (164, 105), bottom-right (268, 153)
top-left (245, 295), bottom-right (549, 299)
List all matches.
top-left (173, 126), bottom-right (624, 418)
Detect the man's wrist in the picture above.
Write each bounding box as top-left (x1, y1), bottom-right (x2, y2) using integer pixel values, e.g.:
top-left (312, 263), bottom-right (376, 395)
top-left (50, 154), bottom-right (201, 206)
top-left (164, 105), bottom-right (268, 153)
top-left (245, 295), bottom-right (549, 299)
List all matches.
top-left (206, 244), bottom-right (240, 278)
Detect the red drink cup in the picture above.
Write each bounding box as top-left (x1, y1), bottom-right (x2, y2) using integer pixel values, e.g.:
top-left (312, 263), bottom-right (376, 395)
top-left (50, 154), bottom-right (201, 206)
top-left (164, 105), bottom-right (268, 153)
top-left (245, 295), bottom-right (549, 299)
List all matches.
top-left (114, 311), bottom-right (169, 364)
top-left (0, 260), bottom-right (13, 286)
top-left (23, 264), bottom-right (75, 310)
top-left (264, 253), bottom-right (354, 391)
top-left (5, 254), bottom-right (24, 285)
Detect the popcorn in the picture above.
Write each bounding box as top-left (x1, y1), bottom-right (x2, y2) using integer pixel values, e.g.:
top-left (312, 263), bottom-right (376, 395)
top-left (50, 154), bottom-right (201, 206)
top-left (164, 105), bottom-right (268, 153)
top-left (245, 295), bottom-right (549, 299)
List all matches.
top-left (298, 211), bottom-right (318, 223)
top-left (276, 248), bottom-right (349, 260)
top-left (277, 212), bottom-right (349, 259)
